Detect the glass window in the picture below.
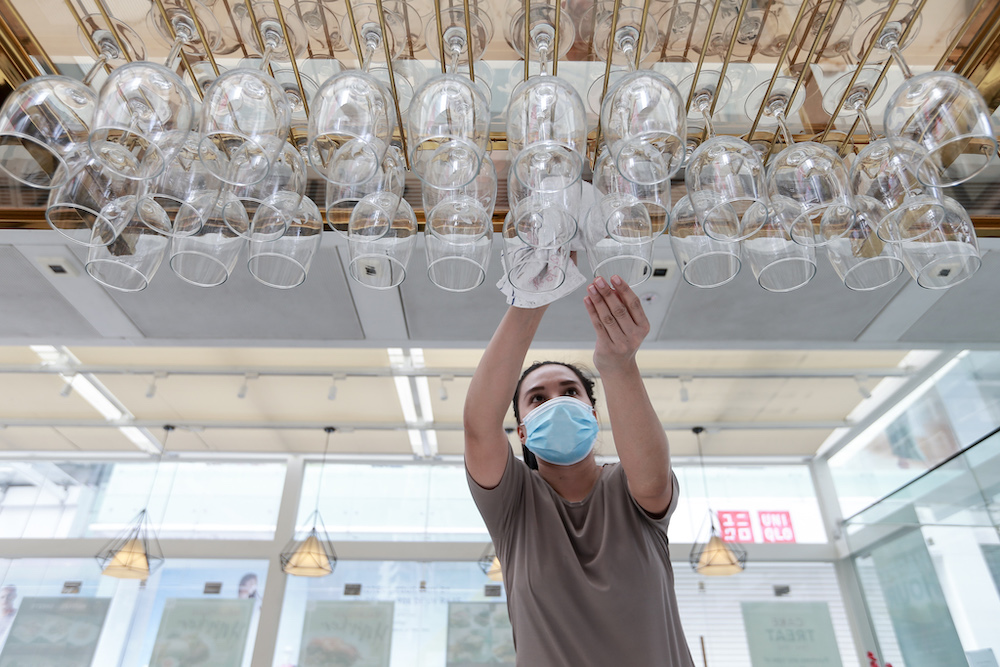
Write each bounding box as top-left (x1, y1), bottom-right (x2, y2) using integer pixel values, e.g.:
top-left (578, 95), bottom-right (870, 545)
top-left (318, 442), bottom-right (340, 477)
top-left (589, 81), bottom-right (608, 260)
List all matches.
top-left (297, 461), bottom-right (826, 543)
top-left (0, 461), bottom-right (286, 540)
top-left (274, 560), bottom-right (855, 666)
top-left (830, 351), bottom-right (1000, 517)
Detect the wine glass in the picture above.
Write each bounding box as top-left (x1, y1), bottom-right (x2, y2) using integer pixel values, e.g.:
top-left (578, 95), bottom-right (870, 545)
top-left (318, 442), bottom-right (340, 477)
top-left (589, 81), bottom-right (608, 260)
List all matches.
top-left (347, 192), bottom-right (418, 289)
top-left (325, 145), bottom-right (405, 235)
top-left (601, 27), bottom-right (687, 185)
top-left (583, 191), bottom-right (654, 286)
top-left (148, 0), bottom-right (222, 61)
top-left (46, 156), bottom-right (143, 247)
top-left (140, 132), bottom-right (220, 239)
top-left (199, 68), bottom-right (292, 187)
top-left (169, 192), bottom-right (248, 288)
top-left (684, 71), bottom-right (768, 242)
top-left (89, 61), bottom-right (196, 182)
top-left (247, 196), bottom-right (323, 289)
top-left (85, 201), bottom-right (170, 292)
top-left (422, 155), bottom-right (497, 244)
top-left (226, 140), bottom-right (306, 242)
top-left (879, 20), bottom-right (997, 187)
top-left (824, 195), bottom-right (904, 291)
top-left (593, 145), bottom-right (671, 237)
top-left (0, 76), bottom-right (96, 189)
top-left (669, 193), bottom-right (742, 289)
top-left (746, 77), bottom-right (857, 248)
top-left (740, 198), bottom-right (818, 292)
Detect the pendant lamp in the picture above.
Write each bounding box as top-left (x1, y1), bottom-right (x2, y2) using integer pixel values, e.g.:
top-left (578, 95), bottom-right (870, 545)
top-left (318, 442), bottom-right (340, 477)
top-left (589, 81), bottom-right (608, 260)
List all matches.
top-left (96, 425), bottom-right (173, 579)
top-left (281, 427), bottom-right (338, 577)
top-left (478, 544), bottom-right (503, 582)
top-left (688, 427), bottom-right (746, 576)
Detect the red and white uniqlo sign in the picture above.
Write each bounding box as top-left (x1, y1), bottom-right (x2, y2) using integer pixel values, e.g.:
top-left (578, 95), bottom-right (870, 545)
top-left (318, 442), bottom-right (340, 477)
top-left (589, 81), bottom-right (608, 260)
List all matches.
top-left (717, 510), bottom-right (754, 542)
top-left (759, 511), bottom-right (796, 543)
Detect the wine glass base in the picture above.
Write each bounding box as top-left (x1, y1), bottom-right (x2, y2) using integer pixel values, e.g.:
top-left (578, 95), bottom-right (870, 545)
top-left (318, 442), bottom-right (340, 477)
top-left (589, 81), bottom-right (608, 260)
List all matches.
top-left (820, 67), bottom-right (887, 118)
top-left (744, 76), bottom-right (806, 124)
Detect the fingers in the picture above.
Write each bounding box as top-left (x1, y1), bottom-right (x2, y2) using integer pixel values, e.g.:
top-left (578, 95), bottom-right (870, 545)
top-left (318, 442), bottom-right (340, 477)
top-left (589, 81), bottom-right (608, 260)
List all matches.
top-left (585, 282), bottom-right (626, 344)
top-left (592, 276), bottom-right (639, 332)
top-left (609, 275), bottom-right (650, 333)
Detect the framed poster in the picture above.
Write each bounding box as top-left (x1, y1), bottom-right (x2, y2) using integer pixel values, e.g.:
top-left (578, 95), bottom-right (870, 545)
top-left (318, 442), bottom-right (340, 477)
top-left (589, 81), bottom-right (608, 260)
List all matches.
top-left (741, 601), bottom-right (843, 667)
top-left (446, 602), bottom-right (515, 666)
top-left (298, 600), bottom-right (394, 667)
top-left (149, 599), bottom-right (254, 667)
top-left (0, 597), bottom-right (110, 667)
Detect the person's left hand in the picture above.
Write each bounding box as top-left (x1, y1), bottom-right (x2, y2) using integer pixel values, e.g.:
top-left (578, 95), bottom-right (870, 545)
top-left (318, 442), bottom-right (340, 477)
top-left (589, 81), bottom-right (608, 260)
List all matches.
top-left (584, 275), bottom-right (650, 372)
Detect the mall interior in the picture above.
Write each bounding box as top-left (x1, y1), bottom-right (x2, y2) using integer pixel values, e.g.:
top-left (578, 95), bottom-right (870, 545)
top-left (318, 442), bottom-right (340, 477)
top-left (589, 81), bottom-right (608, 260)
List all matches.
top-left (0, 0), bottom-right (999, 664)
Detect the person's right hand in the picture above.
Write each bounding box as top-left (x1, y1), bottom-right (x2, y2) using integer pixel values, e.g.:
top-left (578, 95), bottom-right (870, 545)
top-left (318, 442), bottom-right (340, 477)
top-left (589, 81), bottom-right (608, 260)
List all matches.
top-left (583, 275), bottom-right (650, 373)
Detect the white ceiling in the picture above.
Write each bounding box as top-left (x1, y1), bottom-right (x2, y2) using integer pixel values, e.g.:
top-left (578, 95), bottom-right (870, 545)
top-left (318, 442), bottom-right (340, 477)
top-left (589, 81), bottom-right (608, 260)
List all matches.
top-left (0, 229), bottom-right (997, 460)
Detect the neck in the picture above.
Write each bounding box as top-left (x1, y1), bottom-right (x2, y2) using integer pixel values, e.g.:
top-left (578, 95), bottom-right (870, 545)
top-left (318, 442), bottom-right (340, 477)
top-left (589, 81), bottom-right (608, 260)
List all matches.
top-left (537, 454), bottom-right (601, 502)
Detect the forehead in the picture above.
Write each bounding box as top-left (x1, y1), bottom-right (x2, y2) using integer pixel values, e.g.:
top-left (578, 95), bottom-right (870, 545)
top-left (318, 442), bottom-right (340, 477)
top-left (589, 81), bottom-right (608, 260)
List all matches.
top-left (521, 364), bottom-right (583, 390)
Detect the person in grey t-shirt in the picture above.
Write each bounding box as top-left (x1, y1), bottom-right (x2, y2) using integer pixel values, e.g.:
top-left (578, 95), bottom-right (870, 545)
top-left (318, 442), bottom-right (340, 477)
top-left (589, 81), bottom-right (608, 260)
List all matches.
top-left (464, 273), bottom-right (695, 666)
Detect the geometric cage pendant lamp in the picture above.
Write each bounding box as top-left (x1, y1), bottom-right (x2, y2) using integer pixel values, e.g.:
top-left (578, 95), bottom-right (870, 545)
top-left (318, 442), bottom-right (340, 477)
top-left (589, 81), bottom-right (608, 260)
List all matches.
top-left (281, 427), bottom-right (338, 577)
top-left (688, 427), bottom-right (746, 576)
top-left (96, 425), bottom-right (173, 580)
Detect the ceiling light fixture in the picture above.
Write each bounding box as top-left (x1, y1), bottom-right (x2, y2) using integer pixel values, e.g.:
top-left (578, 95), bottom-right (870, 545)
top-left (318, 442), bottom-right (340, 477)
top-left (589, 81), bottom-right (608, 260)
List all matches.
top-left (237, 372), bottom-right (258, 399)
top-left (96, 425), bottom-right (173, 579)
top-left (478, 543), bottom-right (503, 582)
top-left (281, 427), bottom-right (338, 577)
top-left (679, 376), bottom-right (692, 403)
top-left (855, 375), bottom-right (872, 399)
top-left (689, 427), bottom-right (746, 576)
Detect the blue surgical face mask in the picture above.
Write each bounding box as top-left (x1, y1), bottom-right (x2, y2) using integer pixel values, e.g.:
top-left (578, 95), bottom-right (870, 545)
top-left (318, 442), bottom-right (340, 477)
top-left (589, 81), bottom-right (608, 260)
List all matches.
top-left (522, 396), bottom-right (599, 466)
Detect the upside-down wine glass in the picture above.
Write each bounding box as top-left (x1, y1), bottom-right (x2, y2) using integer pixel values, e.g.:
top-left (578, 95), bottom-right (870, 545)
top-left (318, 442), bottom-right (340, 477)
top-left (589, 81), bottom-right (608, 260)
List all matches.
top-left (746, 76), bottom-right (857, 247)
top-left (683, 70), bottom-right (768, 242)
top-left (879, 22), bottom-right (997, 187)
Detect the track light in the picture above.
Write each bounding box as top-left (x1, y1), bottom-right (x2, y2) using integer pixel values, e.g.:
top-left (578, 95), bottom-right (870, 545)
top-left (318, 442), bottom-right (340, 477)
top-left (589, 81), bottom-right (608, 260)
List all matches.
top-left (855, 375), bottom-right (872, 399)
top-left (679, 376), bottom-right (692, 403)
top-left (59, 381), bottom-right (73, 398)
top-left (146, 372), bottom-right (167, 399)
top-left (439, 375), bottom-right (453, 401)
top-left (237, 373), bottom-right (258, 399)
top-left (327, 374), bottom-right (345, 401)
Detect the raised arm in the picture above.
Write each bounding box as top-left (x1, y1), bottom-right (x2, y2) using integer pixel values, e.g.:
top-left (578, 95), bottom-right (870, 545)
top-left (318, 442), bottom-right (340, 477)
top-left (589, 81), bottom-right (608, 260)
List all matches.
top-left (464, 305), bottom-right (548, 488)
top-left (584, 276), bottom-right (672, 516)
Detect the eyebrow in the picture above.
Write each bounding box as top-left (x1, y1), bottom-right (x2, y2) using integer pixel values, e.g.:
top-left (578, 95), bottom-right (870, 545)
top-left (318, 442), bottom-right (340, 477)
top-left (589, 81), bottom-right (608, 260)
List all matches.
top-left (525, 380), bottom-right (582, 395)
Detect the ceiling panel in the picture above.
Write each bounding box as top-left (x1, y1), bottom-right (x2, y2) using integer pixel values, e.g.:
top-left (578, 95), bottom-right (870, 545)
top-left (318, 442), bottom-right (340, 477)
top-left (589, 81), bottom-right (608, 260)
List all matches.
top-left (180, 428), bottom-right (415, 454)
top-left (0, 427), bottom-right (79, 451)
top-left (53, 427), bottom-right (141, 451)
top-left (0, 374), bottom-right (106, 419)
top-left (70, 347), bottom-right (391, 368)
top-left (0, 347), bottom-right (44, 364)
top-left (74, 246), bottom-right (364, 342)
top-left (900, 251), bottom-right (1000, 344)
top-left (94, 375), bottom-right (405, 423)
top-left (659, 259), bottom-right (905, 343)
top-left (0, 247), bottom-right (99, 339)
top-left (400, 238), bottom-right (597, 343)
top-left (435, 428), bottom-right (826, 458)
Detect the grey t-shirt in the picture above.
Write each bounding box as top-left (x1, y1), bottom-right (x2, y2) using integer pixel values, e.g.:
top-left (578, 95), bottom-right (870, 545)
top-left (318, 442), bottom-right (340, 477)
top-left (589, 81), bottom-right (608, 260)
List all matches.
top-left (467, 447), bottom-right (695, 667)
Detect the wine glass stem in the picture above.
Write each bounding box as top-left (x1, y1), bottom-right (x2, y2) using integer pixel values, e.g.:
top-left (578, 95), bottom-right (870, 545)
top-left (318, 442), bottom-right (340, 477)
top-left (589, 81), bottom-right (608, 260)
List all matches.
top-left (259, 44), bottom-right (275, 72)
top-left (82, 53), bottom-right (109, 86)
top-left (449, 48), bottom-right (460, 75)
top-left (889, 44), bottom-right (913, 79)
top-left (699, 103), bottom-right (714, 139)
top-left (775, 111), bottom-right (794, 146)
top-left (622, 45), bottom-right (637, 72)
top-left (165, 36), bottom-right (187, 71)
top-left (361, 44), bottom-right (375, 72)
top-left (856, 104), bottom-right (878, 140)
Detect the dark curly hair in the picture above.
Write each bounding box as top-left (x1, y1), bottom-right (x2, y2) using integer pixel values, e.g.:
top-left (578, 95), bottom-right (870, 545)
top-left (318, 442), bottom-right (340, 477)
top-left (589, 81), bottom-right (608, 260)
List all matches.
top-left (512, 361), bottom-right (597, 470)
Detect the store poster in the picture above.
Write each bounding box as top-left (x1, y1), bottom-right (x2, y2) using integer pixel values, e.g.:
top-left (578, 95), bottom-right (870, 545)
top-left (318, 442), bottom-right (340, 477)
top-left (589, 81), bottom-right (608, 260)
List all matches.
top-left (149, 598), bottom-right (254, 667)
top-left (869, 521), bottom-right (966, 667)
top-left (741, 601), bottom-right (842, 667)
top-left (298, 600), bottom-right (394, 667)
top-left (446, 602), bottom-right (515, 666)
top-left (0, 597), bottom-right (110, 667)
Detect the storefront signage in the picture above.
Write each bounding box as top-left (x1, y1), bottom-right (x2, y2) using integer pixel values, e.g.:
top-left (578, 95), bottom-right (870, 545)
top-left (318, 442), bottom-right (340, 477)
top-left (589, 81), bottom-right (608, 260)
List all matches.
top-left (760, 511), bottom-right (796, 543)
top-left (299, 600), bottom-right (394, 667)
top-left (446, 602), bottom-right (515, 666)
top-left (741, 601), bottom-right (843, 666)
top-left (0, 597), bottom-right (110, 667)
top-left (149, 598), bottom-right (254, 667)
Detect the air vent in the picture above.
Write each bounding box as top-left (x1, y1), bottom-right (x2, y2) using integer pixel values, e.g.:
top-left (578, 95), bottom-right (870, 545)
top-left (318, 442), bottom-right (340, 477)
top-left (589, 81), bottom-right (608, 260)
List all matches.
top-left (773, 585), bottom-right (791, 597)
top-left (484, 584), bottom-right (502, 597)
top-left (344, 583), bottom-right (362, 596)
top-left (203, 582), bottom-right (223, 595)
top-left (61, 581), bottom-right (81, 595)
